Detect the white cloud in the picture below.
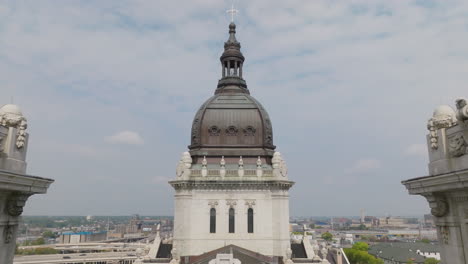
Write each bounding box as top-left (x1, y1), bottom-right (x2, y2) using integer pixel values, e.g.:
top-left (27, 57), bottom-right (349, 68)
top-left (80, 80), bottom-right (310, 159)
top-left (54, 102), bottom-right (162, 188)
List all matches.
top-left (346, 158), bottom-right (382, 174)
top-left (105, 131), bottom-right (144, 145)
top-left (405, 144), bottom-right (428, 157)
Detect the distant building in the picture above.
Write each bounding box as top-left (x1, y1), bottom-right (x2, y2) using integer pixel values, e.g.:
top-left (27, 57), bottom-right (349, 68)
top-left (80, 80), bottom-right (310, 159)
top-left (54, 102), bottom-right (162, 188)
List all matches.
top-left (59, 231), bottom-right (107, 244)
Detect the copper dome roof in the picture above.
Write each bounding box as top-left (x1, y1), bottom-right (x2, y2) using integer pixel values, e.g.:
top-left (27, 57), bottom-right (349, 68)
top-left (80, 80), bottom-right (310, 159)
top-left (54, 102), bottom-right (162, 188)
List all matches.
top-left (189, 23), bottom-right (275, 159)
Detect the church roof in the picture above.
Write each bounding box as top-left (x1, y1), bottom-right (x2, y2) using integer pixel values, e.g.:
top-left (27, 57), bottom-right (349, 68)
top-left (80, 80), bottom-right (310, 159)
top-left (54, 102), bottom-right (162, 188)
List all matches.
top-left (188, 23), bottom-right (275, 159)
top-left (182, 244), bottom-right (282, 264)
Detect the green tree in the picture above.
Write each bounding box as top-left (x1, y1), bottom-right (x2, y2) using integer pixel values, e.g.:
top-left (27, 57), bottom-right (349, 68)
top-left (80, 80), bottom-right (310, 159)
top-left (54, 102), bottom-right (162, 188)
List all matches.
top-left (352, 242), bottom-right (369, 251)
top-left (321, 232), bottom-right (333, 241)
top-left (42, 231), bottom-right (56, 238)
top-left (309, 223), bottom-right (315, 229)
top-left (31, 237), bottom-right (45, 245)
top-left (407, 259), bottom-right (414, 264)
top-left (424, 258), bottom-right (440, 264)
top-left (419, 238), bottom-right (431, 243)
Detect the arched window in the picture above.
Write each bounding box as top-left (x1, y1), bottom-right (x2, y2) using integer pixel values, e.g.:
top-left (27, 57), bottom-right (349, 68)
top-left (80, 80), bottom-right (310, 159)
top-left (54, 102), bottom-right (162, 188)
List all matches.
top-left (210, 208), bottom-right (216, 233)
top-left (229, 208), bottom-right (235, 233)
top-left (247, 208), bottom-right (254, 233)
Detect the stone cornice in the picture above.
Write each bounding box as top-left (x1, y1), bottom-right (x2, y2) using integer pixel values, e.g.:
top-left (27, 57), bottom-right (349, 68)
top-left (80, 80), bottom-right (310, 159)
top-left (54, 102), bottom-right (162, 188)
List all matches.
top-left (0, 169), bottom-right (54, 194)
top-left (169, 180), bottom-right (294, 191)
top-left (401, 169), bottom-right (468, 195)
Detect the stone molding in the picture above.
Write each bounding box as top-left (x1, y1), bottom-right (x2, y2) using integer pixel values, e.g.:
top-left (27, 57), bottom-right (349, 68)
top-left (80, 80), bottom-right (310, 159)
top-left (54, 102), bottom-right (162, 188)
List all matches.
top-left (169, 180), bottom-right (294, 191)
top-left (0, 170), bottom-right (54, 194)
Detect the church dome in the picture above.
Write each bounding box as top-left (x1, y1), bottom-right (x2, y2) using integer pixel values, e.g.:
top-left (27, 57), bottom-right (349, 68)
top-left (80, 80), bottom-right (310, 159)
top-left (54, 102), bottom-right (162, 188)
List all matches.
top-left (189, 23), bottom-right (275, 159)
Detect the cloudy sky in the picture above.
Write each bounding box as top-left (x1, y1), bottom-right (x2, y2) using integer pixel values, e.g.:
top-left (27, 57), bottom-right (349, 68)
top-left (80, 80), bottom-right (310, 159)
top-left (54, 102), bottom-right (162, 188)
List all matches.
top-left (2, 0), bottom-right (468, 217)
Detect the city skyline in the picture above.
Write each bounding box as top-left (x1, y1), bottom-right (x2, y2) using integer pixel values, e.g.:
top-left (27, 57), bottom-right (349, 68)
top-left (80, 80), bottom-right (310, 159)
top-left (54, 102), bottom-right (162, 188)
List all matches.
top-left (2, 0), bottom-right (468, 216)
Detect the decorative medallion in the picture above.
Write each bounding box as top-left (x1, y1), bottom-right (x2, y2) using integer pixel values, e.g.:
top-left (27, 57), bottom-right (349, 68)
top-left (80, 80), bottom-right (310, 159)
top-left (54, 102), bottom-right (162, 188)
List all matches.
top-left (208, 126), bottom-right (221, 136)
top-left (448, 133), bottom-right (467, 157)
top-left (243, 126), bottom-right (256, 136)
top-left (226, 126), bottom-right (238, 136)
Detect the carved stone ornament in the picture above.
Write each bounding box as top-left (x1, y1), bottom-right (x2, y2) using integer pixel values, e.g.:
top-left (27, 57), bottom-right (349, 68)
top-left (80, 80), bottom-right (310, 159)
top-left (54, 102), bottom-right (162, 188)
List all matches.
top-left (279, 158), bottom-right (288, 177)
top-left (5, 193), bottom-right (30, 217)
top-left (245, 200), bottom-right (255, 208)
top-left (175, 152), bottom-right (192, 178)
top-left (448, 133), bottom-right (467, 157)
top-left (226, 200), bottom-right (237, 208)
top-left (208, 126), bottom-right (221, 136)
top-left (455, 98), bottom-right (468, 122)
top-left (427, 117), bottom-right (456, 150)
top-left (4, 225), bottom-right (13, 244)
top-left (226, 126), bottom-right (238, 136)
top-left (243, 126), bottom-right (256, 136)
top-left (0, 106), bottom-right (28, 149)
top-left (208, 200), bottom-right (218, 208)
top-left (176, 160), bottom-right (184, 177)
top-left (430, 197), bottom-right (449, 217)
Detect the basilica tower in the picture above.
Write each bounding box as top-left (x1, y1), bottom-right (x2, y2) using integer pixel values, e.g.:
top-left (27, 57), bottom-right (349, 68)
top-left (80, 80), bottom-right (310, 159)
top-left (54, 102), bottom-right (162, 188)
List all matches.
top-left (170, 23), bottom-right (293, 259)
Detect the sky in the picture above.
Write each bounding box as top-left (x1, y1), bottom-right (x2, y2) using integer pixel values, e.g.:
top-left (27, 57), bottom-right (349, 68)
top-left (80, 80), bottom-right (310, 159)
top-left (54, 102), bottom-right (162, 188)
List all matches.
top-left (1, 0), bottom-right (468, 217)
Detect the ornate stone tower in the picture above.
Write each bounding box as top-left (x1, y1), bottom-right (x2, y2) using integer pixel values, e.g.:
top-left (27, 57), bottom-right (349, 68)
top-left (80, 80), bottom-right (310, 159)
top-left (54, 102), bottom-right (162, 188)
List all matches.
top-left (402, 99), bottom-right (468, 264)
top-left (170, 23), bottom-right (293, 259)
top-left (0, 104), bottom-right (54, 264)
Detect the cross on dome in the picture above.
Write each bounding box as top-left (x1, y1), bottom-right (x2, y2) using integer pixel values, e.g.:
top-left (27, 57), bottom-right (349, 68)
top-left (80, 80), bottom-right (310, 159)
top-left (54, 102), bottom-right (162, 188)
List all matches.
top-left (226, 2), bottom-right (239, 22)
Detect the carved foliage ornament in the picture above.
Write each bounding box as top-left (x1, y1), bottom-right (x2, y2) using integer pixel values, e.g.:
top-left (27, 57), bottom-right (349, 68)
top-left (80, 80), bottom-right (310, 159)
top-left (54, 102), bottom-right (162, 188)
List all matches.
top-left (243, 126), bottom-right (256, 136)
top-left (0, 111), bottom-right (27, 149)
top-left (208, 126), bottom-right (221, 136)
top-left (226, 126), bottom-right (238, 136)
top-left (448, 133), bottom-right (467, 157)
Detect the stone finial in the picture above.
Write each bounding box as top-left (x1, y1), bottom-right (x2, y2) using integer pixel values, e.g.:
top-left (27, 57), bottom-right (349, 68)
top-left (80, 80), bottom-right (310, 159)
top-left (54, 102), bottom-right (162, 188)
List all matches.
top-left (256, 156), bottom-right (263, 177)
top-left (456, 98), bottom-right (468, 122)
top-left (0, 104), bottom-right (28, 149)
top-left (202, 156), bottom-right (208, 177)
top-left (427, 105), bottom-right (457, 149)
top-left (272, 152), bottom-right (288, 177)
top-left (238, 156), bottom-right (244, 177)
top-left (220, 156), bottom-right (226, 178)
top-left (176, 152), bottom-right (192, 178)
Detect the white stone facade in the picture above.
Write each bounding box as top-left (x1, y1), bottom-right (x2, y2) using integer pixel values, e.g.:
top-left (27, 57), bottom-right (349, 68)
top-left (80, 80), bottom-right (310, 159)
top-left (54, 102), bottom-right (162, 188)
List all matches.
top-left (170, 153), bottom-right (293, 258)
